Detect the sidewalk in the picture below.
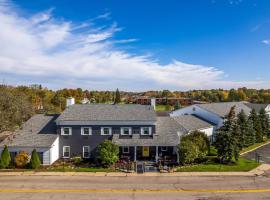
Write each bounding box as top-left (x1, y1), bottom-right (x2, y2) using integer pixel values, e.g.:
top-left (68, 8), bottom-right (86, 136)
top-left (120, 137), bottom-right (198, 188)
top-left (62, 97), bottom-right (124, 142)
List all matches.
top-left (0, 164), bottom-right (269, 177)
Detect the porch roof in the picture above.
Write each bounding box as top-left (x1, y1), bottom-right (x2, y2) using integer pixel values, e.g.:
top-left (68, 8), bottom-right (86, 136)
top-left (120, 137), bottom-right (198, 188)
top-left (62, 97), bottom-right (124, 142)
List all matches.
top-left (112, 117), bottom-right (184, 146)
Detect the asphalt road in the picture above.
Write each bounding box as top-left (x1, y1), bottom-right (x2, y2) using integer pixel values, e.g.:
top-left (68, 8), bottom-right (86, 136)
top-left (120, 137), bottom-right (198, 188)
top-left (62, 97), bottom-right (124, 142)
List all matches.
top-left (243, 143), bottom-right (270, 163)
top-left (0, 175), bottom-right (270, 200)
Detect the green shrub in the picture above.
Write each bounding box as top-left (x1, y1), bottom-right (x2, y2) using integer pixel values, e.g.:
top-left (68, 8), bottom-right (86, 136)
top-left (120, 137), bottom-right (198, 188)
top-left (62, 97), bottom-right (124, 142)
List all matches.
top-left (71, 156), bottom-right (82, 165)
top-left (97, 140), bottom-right (119, 167)
top-left (178, 131), bottom-right (210, 165)
top-left (29, 149), bottom-right (41, 169)
top-left (179, 140), bottom-right (200, 164)
top-left (0, 145), bottom-right (11, 168)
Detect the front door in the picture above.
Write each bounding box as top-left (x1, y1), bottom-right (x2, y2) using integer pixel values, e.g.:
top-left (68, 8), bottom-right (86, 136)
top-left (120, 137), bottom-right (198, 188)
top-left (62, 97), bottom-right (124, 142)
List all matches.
top-left (142, 146), bottom-right (150, 157)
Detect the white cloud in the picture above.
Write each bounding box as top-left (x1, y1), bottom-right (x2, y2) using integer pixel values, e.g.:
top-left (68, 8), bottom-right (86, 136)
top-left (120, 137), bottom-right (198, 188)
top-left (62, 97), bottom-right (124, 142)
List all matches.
top-left (262, 39), bottom-right (270, 45)
top-left (0, 0), bottom-right (268, 90)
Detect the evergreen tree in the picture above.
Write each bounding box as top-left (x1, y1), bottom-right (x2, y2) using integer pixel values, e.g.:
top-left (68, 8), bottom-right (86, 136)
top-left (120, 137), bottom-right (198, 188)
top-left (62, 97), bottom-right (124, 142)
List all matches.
top-left (174, 101), bottom-right (181, 110)
top-left (237, 110), bottom-right (250, 148)
top-left (114, 88), bottom-right (121, 104)
top-left (245, 118), bottom-right (256, 146)
top-left (29, 149), bottom-right (41, 169)
top-left (249, 109), bottom-right (263, 142)
top-left (214, 106), bottom-right (240, 162)
top-left (259, 108), bottom-right (270, 138)
top-left (0, 145), bottom-right (11, 168)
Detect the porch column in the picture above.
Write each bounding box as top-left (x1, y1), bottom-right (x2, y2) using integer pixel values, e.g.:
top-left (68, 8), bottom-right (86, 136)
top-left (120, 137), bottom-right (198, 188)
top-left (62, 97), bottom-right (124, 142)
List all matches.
top-left (134, 146), bottom-right (137, 161)
top-left (155, 146), bottom-right (158, 163)
top-left (174, 146), bottom-right (180, 164)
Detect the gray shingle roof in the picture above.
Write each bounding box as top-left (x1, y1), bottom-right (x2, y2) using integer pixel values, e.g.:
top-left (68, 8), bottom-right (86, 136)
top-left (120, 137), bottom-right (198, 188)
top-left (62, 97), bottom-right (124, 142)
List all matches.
top-left (244, 103), bottom-right (269, 112)
top-left (56, 104), bottom-right (157, 122)
top-left (0, 114), bottom-right (58, 148)
top-left (172, 115), bottom-right (213, 132)
top-left (196, 102), bottom-right (252, 118)
top-left (112, 117), bottom-right (184, 146)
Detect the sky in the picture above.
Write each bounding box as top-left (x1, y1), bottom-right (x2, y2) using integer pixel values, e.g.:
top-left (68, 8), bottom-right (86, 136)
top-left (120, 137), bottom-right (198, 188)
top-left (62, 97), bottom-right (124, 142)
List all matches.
top-left (0, 0), bottom-right (270, 91)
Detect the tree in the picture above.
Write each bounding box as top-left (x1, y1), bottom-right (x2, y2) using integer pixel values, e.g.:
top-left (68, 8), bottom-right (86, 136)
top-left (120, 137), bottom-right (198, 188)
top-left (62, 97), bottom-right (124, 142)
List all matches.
top-left (174, 101), bottom-right (181, 110)
top-left (237, 110), bottom-right (252, 148)
top-left (97, 140), bottom-right (119, 167)
top-left (178, 131), bottom-right (210, 164)
top-left (215, 106), bottom-right (241, 163)
top-left (259, 108), bottom-right (270, 138)
top-left (249, 109), bottom-right (263, 142)
top-left (15, 151), bottom-right (29, 168)
top-left (29, 149), bottom-right (41, 169)
top-left (0, 145), bottom-right (11, 168)
top-left (114, 88), bottom-right (121, 104)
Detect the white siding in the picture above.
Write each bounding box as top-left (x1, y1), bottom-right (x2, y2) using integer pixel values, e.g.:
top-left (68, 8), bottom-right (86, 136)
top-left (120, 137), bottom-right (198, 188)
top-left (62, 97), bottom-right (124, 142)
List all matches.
top-left (198, 127), bottom-right (214, 137)
top-left (50, 137), bottom-right (59, 164)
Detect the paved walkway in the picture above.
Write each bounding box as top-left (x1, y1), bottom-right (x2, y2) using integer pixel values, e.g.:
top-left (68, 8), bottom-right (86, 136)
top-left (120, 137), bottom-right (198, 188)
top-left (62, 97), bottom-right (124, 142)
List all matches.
top-left (0, 164), bottom-right (269, 177)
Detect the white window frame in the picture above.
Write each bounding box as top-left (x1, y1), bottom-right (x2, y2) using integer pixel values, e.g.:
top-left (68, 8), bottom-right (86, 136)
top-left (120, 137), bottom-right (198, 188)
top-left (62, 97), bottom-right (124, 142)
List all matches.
top-left (101, 127), bottom-right (112, 135)
top-left (81, 127), bottom-right (92, 135)
top-left (61, 127), bottom-right (72, 135)
top-left (121, 127), bottom-right (132, 135)
top-left (83, 146), bottom-right (90, 158)
top-left (63, 146), bottom-right (70, 158)
top-left (161, 146), bottom-right (167, 152)
top-left (140, 127), bottom-right (152, 135)
top-left (122, 146), bottom-right (129, 154)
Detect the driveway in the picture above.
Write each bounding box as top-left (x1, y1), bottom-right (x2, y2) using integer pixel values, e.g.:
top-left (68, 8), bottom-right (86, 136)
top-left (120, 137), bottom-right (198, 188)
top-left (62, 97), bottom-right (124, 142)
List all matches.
top-left (243, 143), bottom-right (270, 163)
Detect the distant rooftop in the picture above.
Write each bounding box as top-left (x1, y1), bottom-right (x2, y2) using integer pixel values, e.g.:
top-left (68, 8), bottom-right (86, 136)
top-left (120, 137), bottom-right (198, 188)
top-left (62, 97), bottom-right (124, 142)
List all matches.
top-left (196, 102), bottom-right (252, 118)
top-left (172, 115), bottom-right (213, 132)
top-left (56, 104), bottom-right (157, 122)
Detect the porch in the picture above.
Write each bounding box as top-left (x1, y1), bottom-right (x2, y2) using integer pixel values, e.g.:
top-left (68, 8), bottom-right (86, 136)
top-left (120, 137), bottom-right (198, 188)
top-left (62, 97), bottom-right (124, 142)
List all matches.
top-left (119, 146), bottom-right (179, 164)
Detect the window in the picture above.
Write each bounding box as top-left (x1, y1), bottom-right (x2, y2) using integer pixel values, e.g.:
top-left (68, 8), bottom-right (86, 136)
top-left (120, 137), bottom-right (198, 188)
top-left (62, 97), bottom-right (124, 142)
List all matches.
top-left (81, 127), bottom-right (92, 135)
top-left (122, 146), bottom-right (129, 154)
top-left (83, 146), bottom-right (90, 158)
top-left (121, 127), bottom-right (132, 135)
top-left (161, 147), bottom-right (167, 152)
top-left (61, 127), bottom-right (72, 135)
top-left (63, 146), bottom-right (70, 158)
top-left (101, 127), bottom-right (112, 135)
top-left (140, 127), bottom-right (152, 135)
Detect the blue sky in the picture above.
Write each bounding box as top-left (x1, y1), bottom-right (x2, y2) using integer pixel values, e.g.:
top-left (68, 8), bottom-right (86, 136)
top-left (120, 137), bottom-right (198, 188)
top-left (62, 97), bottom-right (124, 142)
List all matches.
top-left (0, 0), bottom-right (270, 90)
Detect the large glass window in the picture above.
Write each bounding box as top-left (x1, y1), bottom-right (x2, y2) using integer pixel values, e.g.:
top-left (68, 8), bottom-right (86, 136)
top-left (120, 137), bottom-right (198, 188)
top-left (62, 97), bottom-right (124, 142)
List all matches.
top-left (101, 127), bottom-right (112, 135)
top-left (61, 127), bottom-right (72, 135)
top-left (140, 127), bottom-right (152, 135)
top-left (81, 127), bottom-right (92, 135)
top-left (63, 146), bottom-right (70, 158)
top-left (121, 127), bottom-right (131, 135)
top-left (83, 146), bottom-right (90, 158)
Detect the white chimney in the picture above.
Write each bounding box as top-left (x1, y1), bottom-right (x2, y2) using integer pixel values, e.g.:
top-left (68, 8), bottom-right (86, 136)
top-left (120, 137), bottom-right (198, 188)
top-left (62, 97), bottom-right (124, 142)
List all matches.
top-left (66, 97), bottom-right (75, 107)
top-left (151, 98), bottom-right (156, 110)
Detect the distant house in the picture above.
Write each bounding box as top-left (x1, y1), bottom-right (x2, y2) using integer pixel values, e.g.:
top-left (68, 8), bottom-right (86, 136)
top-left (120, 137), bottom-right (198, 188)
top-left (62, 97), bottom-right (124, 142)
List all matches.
top-left (170, 102), bottom-right (270, 131)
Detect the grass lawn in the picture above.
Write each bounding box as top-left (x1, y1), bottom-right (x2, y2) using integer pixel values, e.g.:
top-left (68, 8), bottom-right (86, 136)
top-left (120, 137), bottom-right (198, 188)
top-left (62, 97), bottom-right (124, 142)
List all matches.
top-left (176, 157), bottom-right (260, 172)
top-left (240, 139), bottom-right (270, 154)
top-left (155, 104), bottom-right (172, 111)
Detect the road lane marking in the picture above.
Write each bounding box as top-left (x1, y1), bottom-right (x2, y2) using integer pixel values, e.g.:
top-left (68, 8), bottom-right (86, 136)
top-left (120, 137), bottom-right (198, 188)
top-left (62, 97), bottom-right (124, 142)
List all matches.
top-left (0, 189), bottom-right (270, 193)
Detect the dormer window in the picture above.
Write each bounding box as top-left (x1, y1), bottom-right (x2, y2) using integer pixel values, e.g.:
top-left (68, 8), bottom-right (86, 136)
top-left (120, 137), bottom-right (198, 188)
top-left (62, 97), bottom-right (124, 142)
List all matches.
top-left (140, 127), bottom-right (152, 135)
top-left (61, 127), bottom-right (72, 135)
top-left (101, 127), bottom-right (112, 135)
top-left (121, 127), bottom-right (132, 135)
top-left (81, 127), bottom-right (92, 135)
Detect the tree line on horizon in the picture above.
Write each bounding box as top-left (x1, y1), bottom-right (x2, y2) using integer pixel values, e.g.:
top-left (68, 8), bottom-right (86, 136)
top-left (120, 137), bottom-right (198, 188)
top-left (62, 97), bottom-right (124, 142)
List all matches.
top-left (1, 84), bottom-right (270, 133)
